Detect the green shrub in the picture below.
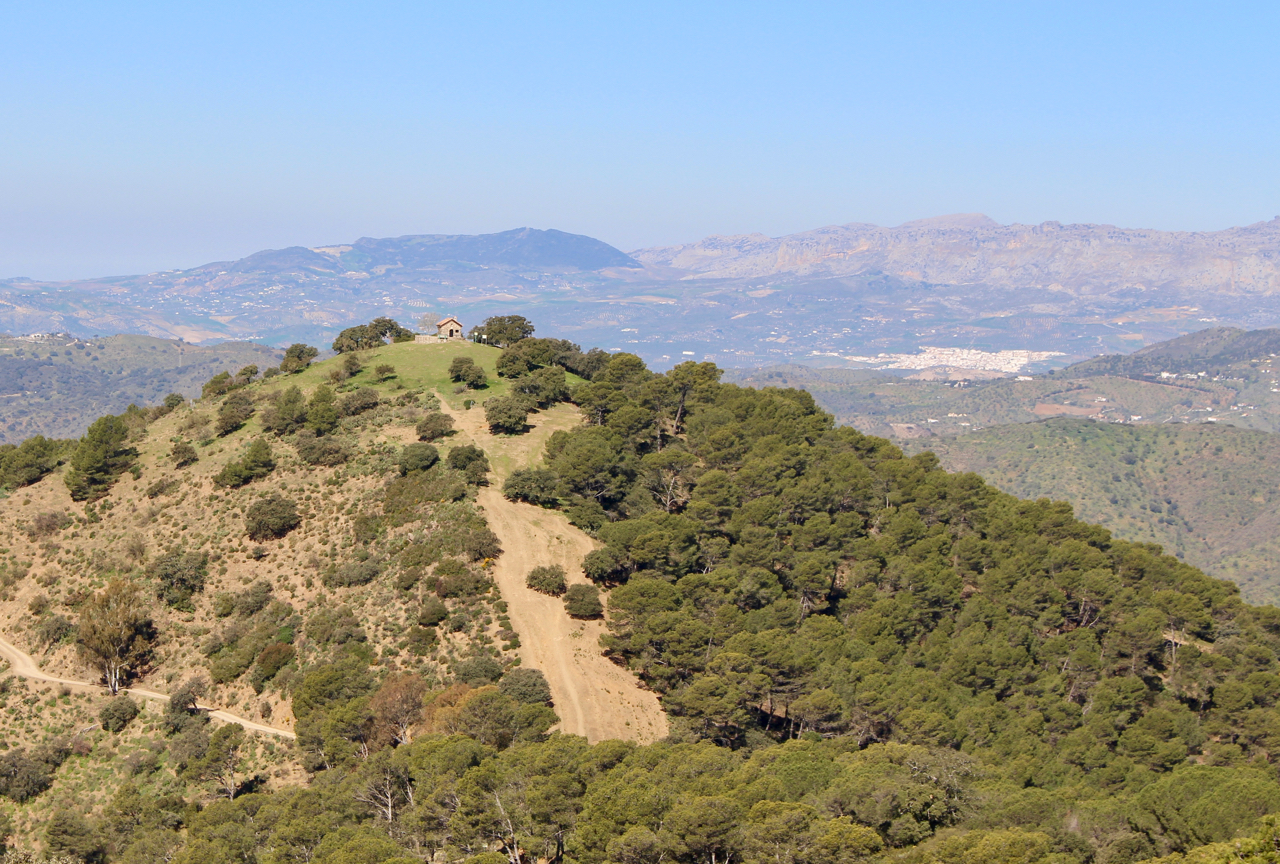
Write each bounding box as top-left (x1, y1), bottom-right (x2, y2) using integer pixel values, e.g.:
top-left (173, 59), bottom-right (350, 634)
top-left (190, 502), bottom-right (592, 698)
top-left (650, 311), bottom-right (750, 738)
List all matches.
top-left (399, 443), bottom-right (439, 475)
top-left (563, 583), bottom-right (603, 618)
top-left (500, 667), bottom-right (551, 704)
top-left (582, 547), bottom-right (623, 582)
top-left (448, 445), bottom-right (490, 484)
top-left (149, 549), bottom-right (208, 608)
top-left (375, 363), bottom-right (396, 380)
top-left (280, 343), bottom-right (318, 373)
top-left (453, 655), bottom-right (503, 685)
top-left (295, 430), bottom-right (350, 466)
top-left (234, 580), bottom-right (273, 616)
top-left (245, 494), bottom-right (301, 540)
top-left (339, 387), bottom-right (380, 416)
top-left (416, 412), bottom-right (455, 441)
top-left (418, 596), bottom-right (448, 627)
top-left (503, 468), bottom-right (559, 506)
top-left (449, 356), bottom-right (477, 381)
top-left (485, 396), bottom-right (530, 434)
top-left (306, 385), bottom-right (340, 434)
top-left (435, 559), bottom-right (490, 598)
top-left (45, 809), bottom-right (105, 863)
top-left (215, 390), bottom-right (255, 436)
top-left (262, 385), bottom-right (308, 435)
top-left (407, 626), bottom-right (438, 656)
top-left (325, 559), bottom-right (381, 588)
top-left (99, 695), bottom-right (140, 733)
top-left (253, 643), bottom-right (296, 685)
top-left (526, 565), bottom-right (567, 596)
top-left (171, 441), bottom-right (198, 468)
top-left (65, 414), bottom-right (135, 501)
top-left (213, 439), bottom-right (276, 488)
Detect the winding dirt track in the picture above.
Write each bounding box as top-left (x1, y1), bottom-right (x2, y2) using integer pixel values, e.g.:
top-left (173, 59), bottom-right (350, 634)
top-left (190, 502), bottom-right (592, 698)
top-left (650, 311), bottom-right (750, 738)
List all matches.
top-left (439, 395), bottom-right (668, 743)
top-left (0, 634), bottom-right (295, 739)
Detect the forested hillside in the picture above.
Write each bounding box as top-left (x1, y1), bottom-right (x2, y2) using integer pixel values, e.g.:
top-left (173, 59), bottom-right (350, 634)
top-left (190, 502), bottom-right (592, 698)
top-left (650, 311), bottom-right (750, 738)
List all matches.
top-left (920, 419), bottom-right (1280, 604)
top-left (1, 323), bottom-right (1280, 862)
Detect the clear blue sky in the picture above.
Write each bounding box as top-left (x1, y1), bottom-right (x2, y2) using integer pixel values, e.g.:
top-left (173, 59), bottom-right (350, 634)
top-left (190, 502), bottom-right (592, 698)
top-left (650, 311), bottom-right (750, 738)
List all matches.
top-left (2, 2), bottom-right (1278, 279)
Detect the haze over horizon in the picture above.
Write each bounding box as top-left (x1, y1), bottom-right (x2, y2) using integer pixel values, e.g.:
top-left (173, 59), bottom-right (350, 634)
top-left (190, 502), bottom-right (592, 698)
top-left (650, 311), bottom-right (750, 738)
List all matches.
top-left (3, 3), bottom-right (1279, 280)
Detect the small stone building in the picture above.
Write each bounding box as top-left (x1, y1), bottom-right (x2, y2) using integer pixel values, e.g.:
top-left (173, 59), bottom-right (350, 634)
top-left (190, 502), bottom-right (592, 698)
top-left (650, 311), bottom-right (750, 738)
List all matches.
top-left (437, 316), bottom-right (464, 339)
top-left (414, 316), bottom-right (465, 342)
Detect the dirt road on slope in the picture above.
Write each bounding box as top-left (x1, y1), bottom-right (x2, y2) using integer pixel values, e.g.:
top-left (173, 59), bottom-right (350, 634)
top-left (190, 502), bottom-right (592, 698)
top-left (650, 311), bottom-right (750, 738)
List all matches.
top-left (439, 395), bottom-right (668, 743)
top-left (0, 634), bottom-right (295, 739)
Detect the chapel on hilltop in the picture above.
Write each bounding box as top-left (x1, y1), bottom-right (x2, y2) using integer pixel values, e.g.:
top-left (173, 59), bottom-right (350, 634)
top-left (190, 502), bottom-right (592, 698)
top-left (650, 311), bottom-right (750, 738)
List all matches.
top-left (415, 316), bottom-right (465, 342)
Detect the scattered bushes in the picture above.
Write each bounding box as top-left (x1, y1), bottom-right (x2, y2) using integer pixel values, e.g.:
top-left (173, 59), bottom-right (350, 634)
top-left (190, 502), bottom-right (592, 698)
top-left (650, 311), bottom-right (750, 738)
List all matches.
top-left (526, 565), bottom-right (567, 596)
top-left (99, 695), bottom-right (140, 733)
top-left (244, 494), bottom-right (301, 540)
top-left (399, 443), bottom-right (439, 475)
top-left (563, 583), bottom-right (603, 618)
top-left (375, 363), bottom-right (396, 380)
top-left (416, 412), bottom-right (455, 441)
top-left (213, 439), bottom-right (276, 488)
top-left (502, 468), bottom-right (559, 506)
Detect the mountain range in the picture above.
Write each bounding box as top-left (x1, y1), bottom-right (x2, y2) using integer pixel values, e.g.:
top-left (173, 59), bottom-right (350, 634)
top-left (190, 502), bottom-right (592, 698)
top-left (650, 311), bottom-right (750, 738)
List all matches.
top-left (7, 215), bottom-right (1280, 369)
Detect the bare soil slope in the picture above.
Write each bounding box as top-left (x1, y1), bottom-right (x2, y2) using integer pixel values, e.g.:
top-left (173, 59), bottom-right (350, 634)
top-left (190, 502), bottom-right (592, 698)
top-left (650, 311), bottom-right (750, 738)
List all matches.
top-left (438, 395), bottom-right (668, 743)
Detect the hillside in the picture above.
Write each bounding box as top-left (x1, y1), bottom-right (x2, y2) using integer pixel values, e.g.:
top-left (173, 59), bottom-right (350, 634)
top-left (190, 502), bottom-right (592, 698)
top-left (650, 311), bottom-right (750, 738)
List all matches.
top-left (5, 328), bottom-right (1280, 861)
top-left (917, 419), bottom-right (1280, 604)
top-left (0, 333), bottom-right (281, 444)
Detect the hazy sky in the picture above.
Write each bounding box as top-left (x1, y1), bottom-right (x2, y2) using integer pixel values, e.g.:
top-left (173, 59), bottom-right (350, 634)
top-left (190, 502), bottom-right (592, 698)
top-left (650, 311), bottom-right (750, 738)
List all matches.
top-left (3, 2), bottom-right (1278, 279)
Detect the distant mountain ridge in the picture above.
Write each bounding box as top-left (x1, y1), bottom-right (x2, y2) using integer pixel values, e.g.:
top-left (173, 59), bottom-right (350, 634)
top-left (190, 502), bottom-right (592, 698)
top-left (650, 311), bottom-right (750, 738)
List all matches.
top-left (212, 227), bottom-right (639, 276)
top-left (633, 213), bottom-right (1280, 295)
top-left (8, 216), bottom-right (1280, 367)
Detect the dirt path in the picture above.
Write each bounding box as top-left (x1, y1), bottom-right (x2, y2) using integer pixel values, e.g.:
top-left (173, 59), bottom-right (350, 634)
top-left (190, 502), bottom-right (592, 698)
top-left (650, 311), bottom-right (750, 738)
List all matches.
top-left (0, 634), bottom-right (295, 739)
top-left (439, 396), bottom-right (668, 743)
